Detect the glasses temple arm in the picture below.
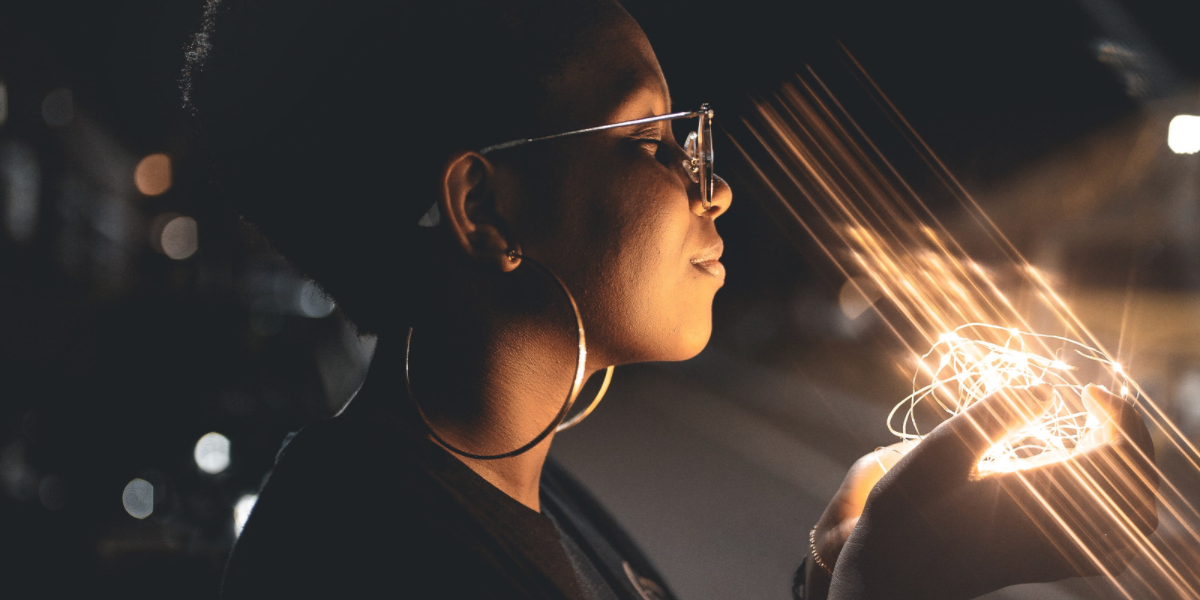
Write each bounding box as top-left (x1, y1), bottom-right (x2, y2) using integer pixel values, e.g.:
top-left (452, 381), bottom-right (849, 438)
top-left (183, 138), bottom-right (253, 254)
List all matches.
top-left (480, 109), bottom-right (705, 155)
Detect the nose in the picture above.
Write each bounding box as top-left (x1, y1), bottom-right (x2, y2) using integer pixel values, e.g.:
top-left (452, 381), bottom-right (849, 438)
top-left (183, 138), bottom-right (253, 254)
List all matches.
top-left (691, 173), bottom-right (732, 218)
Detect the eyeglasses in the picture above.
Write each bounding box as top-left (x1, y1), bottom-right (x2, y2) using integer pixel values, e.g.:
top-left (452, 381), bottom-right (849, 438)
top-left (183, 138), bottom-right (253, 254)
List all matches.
top-left (480, 104), bottom-right (716, 208)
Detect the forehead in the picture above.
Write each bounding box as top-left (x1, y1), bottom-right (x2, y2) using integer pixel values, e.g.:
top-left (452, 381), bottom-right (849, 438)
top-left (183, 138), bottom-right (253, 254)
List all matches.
top-left (536, 13), bottom-right (670, 132)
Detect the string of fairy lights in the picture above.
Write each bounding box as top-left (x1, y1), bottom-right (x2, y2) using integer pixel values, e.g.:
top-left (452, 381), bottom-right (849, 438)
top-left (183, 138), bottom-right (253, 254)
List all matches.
top-left (890, 323), bottom-right (1126, 475)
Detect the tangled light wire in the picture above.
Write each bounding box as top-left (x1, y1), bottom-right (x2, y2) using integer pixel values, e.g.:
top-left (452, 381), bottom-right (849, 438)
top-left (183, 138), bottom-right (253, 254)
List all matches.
top-left (888, 323), bottom-right (1133, 475)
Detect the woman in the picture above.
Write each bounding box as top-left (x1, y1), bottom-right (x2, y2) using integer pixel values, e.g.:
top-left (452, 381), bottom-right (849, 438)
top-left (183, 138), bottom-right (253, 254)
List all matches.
top-left (183, 0), bottom-right (1159, 598)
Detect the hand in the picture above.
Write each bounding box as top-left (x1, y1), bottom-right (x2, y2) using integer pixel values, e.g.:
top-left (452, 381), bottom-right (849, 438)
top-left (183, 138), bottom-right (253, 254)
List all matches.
top-left (830, 385), bottom-right (1158, 600)
top-left (804, 442), bottom-right (914, 600)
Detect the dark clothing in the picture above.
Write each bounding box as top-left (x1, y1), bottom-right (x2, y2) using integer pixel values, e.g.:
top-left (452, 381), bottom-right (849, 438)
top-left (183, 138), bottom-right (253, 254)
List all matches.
top-left (221, 355), bottom-right (673, 600)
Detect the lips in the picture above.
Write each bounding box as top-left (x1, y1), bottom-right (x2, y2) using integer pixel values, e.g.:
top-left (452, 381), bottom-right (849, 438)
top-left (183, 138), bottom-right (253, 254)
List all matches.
top-left (690, 240), bottom-right (725, 280)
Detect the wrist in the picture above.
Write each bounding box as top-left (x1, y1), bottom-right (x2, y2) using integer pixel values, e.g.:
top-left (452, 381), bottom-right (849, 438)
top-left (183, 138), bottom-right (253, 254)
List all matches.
top-left (809, 525), bottom-right (836, 576)
top-left (802, 552), bottom-right (834, 600)
top-left (801, 520), bottom-right (842, 600)
top-left (828, 519), bottom-right (925, 600)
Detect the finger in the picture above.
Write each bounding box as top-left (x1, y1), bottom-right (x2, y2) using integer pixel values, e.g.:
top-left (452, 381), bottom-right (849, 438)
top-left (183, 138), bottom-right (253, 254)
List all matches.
top-left (1082, 384), bottom-right (1155, 460)
top-left (830, 444), bottom-right (908, 518)
top-left (1081, 384), bottom-right (1119, 438)
top-left (922, 388), bottom-right (1051, 475)
top-left (871, 440), bottom-right (916, 473)
top-left (1079, 385), bottom-right (1157, 498)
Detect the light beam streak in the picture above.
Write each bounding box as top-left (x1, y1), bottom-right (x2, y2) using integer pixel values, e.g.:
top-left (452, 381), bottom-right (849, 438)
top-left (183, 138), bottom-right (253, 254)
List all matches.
top-left (735, 53), bottom-right (1200, 597)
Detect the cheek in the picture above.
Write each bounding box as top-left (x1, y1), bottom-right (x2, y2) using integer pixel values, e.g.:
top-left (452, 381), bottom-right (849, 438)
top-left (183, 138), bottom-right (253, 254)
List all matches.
top-left (526, 150), bottom-right (715, 364)
top-left (589, 182), bottom-right (713, 362)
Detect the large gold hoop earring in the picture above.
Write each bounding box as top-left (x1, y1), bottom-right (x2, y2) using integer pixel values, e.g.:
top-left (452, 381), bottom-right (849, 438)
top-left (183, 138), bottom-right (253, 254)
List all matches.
top-left (404, 251), bottom-right (615, 460)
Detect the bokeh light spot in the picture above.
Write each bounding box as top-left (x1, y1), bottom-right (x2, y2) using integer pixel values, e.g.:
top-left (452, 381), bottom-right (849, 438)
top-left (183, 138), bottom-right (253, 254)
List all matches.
top-left (41, 87), bottom-right (73, 128)
top-left (234, 494), bottom-right (258, 537)
top-left (122, 478), bottom-right (154, 519)
top-left (0, 81), bottom-right (8, 127)
top-left (38, 474), bottom-right (66, 511)
top-left (1168, 115), bottom-right (1200, 154)
top-left (298, 280), bottom-right (335, 318)
top-left (160, 215), bottom-right (198, 260)
top-left (193, 432), bottom-right (231, 475)
top-left (134, 153), bottom-right (172, 196)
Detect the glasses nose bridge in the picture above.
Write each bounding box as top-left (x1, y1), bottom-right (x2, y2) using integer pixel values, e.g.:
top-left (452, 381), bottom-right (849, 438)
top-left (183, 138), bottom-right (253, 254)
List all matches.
top-left (658, 130), bottom-right (701, 195)
top-left (666, 112), bottom-right (712, 207)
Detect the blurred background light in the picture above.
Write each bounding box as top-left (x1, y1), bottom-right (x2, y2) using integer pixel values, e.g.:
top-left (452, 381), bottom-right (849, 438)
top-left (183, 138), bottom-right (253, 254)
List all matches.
top-left (133, 153), bottom-right (172, 196)
top-left (837, 276), bottom-right (882, 320)
top-left (122, 478), bottom-right (153, 519)
top-left (233, 494), bottom-right (257, 537)
top-left (0, 140), bottom-right (41, 244)
top-left (160, 215), bottom-right (198, 260)
top-left (1168, 114), bottom-right (1200, 154)
top-left (0, 81), bottom-right (8, 127)
top-left (38, 474), bottom-right (67, 511)
top-left (297, 280), bottom-right (336, 318)
top-left (41, 87), bottom-right (73, 128)
top-left (193, 432), bottom-right (230, 475)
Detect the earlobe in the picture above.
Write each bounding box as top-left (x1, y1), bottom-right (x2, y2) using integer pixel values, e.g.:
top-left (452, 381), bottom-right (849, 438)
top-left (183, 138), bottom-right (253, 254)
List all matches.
top-left (439, 151), bottom-right (519, 272)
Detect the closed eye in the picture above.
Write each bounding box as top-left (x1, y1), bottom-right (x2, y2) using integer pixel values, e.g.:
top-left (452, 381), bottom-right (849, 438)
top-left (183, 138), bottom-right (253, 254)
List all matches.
top-left (627, 122), bottom-right (666, 156)
top-left (633, 138), bottom-right (662, 154)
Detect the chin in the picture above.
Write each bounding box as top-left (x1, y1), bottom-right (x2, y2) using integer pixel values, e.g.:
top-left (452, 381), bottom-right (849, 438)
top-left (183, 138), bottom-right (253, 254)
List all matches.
top-left (669, 318), bottom-right (713, 362)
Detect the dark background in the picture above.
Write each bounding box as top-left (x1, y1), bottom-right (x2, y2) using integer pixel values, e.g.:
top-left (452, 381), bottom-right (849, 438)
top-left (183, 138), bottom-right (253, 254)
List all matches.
top-left (1, 0), bottom-right (1198, 597)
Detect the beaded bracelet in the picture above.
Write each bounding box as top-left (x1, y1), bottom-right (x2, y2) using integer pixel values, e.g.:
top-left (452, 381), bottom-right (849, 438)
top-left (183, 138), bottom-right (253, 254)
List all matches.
top-left (809, 526), bottom-right (834, 576)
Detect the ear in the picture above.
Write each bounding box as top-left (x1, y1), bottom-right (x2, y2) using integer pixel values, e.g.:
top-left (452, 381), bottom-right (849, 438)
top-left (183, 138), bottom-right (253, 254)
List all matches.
top-left (438, 151), bottom-right (520, 273)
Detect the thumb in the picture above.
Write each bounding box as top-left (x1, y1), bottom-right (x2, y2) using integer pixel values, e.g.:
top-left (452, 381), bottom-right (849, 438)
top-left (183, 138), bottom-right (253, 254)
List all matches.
top-left (1081, 383), bottom-right (1154, 460)
top-left (922, 387), bottom-right (1052, 475)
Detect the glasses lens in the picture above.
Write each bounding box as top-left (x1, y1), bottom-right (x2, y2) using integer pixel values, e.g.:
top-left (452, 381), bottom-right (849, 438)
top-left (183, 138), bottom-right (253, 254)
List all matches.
top-left (698, 104), bottom-right (713, 207)
top-left (679, 105), bottom-right (714, 207)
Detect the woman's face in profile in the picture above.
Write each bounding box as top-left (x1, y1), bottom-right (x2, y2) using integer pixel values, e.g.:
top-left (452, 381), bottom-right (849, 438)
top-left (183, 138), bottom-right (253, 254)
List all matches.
top-left (503, 13), bottom-right (733, 368)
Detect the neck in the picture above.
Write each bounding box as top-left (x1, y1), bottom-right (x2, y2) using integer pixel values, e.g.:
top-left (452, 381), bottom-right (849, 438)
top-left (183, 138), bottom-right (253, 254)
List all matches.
top-left (390, 297), bottom-right (600, 512)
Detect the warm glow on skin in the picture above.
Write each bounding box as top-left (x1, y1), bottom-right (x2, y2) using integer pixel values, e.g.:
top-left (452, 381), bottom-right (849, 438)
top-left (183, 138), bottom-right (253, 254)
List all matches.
top-left (502, 17), bottom-right (732, 367)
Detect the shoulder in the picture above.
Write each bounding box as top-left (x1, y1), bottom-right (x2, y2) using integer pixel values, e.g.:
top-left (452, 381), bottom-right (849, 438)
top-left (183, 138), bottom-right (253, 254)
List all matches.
top-left (221, 414), bottom-right (461, 597)
top-left (222, 411), bottom-right (567, 599)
